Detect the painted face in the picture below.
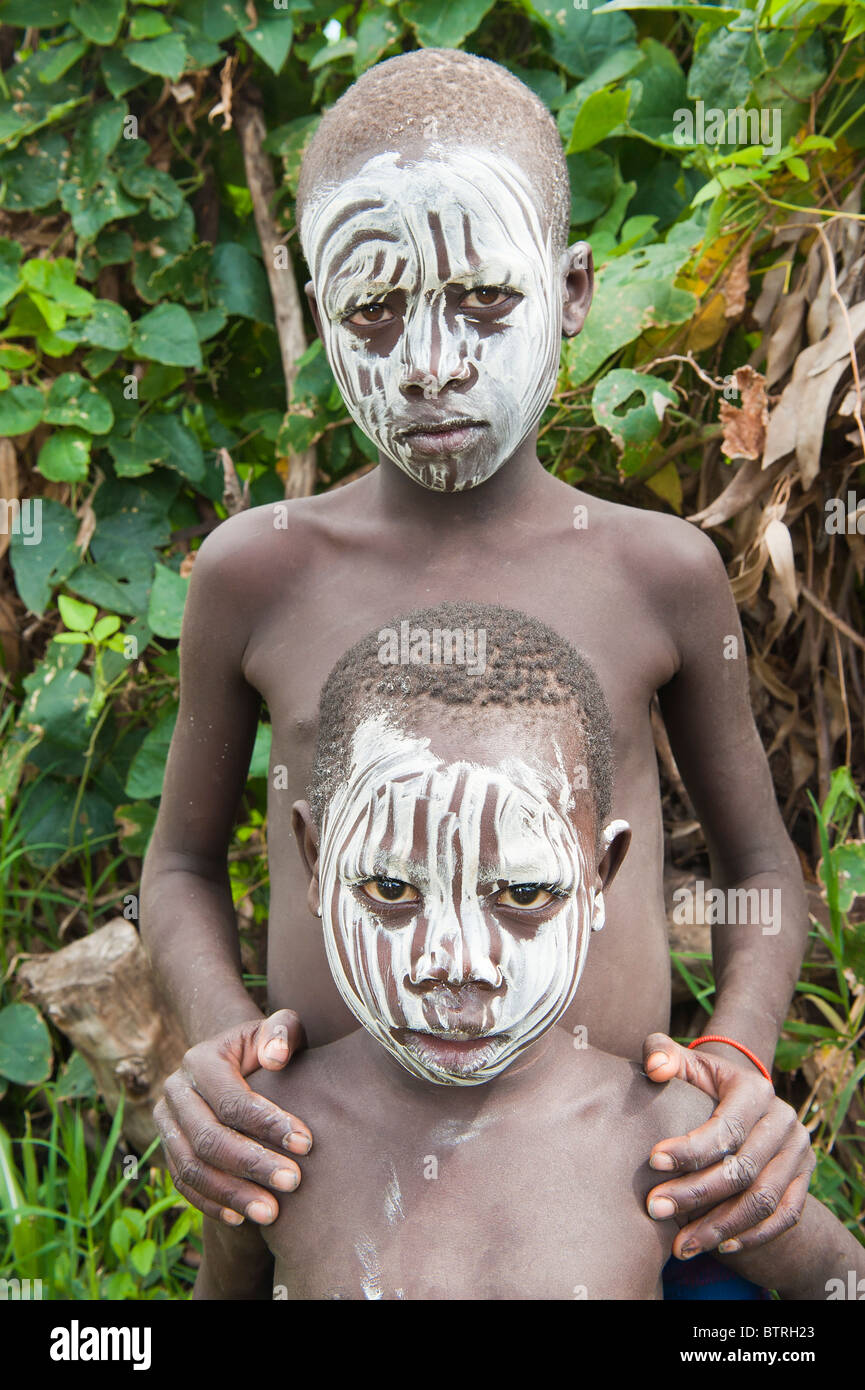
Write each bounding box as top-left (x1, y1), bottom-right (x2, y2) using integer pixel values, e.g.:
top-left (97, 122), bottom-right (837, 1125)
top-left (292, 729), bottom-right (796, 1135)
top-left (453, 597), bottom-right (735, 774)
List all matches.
top-left (301, 148), bottom-right (562, 492)
top-left (317, 712), bottom-right (618, 1085)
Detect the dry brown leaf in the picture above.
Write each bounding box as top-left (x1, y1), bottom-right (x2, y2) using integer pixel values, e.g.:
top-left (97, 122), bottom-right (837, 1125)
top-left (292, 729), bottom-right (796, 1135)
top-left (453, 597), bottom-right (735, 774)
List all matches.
top-left (764, 517), bottom-right (799, 609)
top-left (0, 438), bottom-right (18, 561)
top-left (179, 552), bottom-right (196, 579)
top-left (719, 365), bottom-right (768, 460)
top-left (688, 457), bottom-right (780, 528)
top-left (723, 239), bottom-right (751, 318)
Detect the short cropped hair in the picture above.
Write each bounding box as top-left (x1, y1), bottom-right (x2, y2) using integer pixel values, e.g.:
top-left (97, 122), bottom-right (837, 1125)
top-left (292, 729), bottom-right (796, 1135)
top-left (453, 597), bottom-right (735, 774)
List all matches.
top-left (296, 48), bottom-right (571, 254)
top-left (309, 601), bottom-right (613, 839)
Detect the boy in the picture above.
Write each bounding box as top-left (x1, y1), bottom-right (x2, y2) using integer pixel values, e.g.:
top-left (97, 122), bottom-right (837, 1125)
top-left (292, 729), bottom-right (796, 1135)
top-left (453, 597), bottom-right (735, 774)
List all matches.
top-left (193, 605), bottom-right (861, 1301)
top-left (143, 49), bottom-right (814, 1266)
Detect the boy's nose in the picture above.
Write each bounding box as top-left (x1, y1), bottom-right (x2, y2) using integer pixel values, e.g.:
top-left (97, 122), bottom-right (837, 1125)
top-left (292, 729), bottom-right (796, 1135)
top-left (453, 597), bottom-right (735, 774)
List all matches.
top-left (408, 911), bottom-right (502, 990)
top-left (398, 306), bottom-right (474, 397)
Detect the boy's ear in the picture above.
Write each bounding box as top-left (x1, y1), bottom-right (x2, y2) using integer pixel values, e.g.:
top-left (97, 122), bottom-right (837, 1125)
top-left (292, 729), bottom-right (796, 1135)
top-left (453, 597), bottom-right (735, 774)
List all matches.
top-left (291, 799), bottom-right (322, 919)
top-left (561, 241), bottom-right (594, 339)
top-left (596, 818), bottom-right (631, 893)
top-left (304, 281), bottom-right (324, 339)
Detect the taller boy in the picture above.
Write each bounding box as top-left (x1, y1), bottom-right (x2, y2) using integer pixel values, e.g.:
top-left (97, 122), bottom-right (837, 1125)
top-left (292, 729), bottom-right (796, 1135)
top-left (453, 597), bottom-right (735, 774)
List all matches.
top-left (142, 49), bottom-right (814, 1262)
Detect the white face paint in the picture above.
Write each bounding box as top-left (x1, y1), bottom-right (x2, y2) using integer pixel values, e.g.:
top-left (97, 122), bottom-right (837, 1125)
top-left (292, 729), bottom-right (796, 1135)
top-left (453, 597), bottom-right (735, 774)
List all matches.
top-left (301, 148), bottom-right (562, 492)
top-left (317, 712), bottom-right (625, 1085)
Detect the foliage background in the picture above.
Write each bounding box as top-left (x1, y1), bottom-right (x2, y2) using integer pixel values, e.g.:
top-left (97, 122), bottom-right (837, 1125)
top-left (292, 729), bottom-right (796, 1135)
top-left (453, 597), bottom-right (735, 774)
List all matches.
top-left (0, 0), bottom-right (864, 1298)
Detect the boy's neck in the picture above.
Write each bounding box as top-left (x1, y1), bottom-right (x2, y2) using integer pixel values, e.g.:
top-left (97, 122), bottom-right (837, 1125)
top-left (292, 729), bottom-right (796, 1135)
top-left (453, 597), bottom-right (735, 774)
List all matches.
top-left (371, 432), bottom-right (559, 524)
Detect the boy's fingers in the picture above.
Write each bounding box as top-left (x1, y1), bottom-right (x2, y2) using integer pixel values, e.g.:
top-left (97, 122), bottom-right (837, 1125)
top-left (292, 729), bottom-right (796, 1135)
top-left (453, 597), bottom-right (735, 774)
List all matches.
top-left (256, 1009), bottom-right (304, 1071)
top-left (672, 1166), bottom-right (813, 1260)
top-left (648, 1078), bottom-right (776, 1175)
top-left (647, 1104), bottom-right (808, 1228)
top-left (180, 1043), bottom-right (313, 1153)
top-left (162, 1076), bottom-right (307, 1185)
top-left (154, 1095), bottom-right (297, 1223)
top-left (643, 1032), bottom-right (681, 1084)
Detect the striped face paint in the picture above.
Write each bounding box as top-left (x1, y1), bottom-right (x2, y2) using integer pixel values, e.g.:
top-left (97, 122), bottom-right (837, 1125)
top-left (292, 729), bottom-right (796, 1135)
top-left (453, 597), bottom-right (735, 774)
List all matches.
top-left (301, 148), bottom-right (562, 492)
top-left (318, 712), bottom-right (622, 1085)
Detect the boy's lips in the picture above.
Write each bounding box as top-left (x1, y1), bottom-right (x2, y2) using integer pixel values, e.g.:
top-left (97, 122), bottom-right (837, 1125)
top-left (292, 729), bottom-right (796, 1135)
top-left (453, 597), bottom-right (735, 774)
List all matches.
top-left (395, 418), bottom-right (488, 455)
top-left (392, 1027), bottom-right (506, 1069)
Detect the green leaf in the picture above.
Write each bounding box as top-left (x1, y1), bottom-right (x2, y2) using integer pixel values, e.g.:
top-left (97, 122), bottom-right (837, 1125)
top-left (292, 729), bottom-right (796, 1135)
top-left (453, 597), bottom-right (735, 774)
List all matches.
top-left (148, 563), bottom-right (188, 638)
top-left (114, 799), bottom-right (158, 855)
top-left (120, 164), bottom-right (185, 220)
top-left (20, 652), bottom-right (91, 742)
top-left (56, 1050), bottom-right (97, 1100)
top-left (0, 130), bottom-right (68, 211)
top-left (563, 241), bottom-right (697, 387)
top-left (209, 242), bottom-right (273, 324)
top-left (592, 368), bottom-right (678, 451)
top-left (565, 86), bottom-right (631, 153)
top-left (0, 0), bottom-right (73, 22)
top-left (0, 238), bottom-right (23, 309)
top-left (123, 34), bottom-right (188, 81)
top-left (107, 438), bottom-right (155, 478)
top-left (245, 12), bottom-right (294, 73)
top-left (687, 25), bottom-right (752, 109)
top-left (57, 300), bottom-right (132, 351)
top-left (0, 344), bottom-right (34, 369)
top-left (20, 257), bottom-right (95, 314)
top-left (58, 593), bottom-right (98, 632)
top-left (9, 499), bottom-right (80, 614)
top-left (399, 0), bottom-right (494, 48)
top-left (59, 172), bottom-right (140, 240)
top-left (0, 385), bottom-right (44, 435)
top-left (38, 38), bottom-right (87, 84)
top-left (0, 1004), bottom-right (52, 1086)
top-left (308, 35), bottom-right (356, 71)
top-left (44, 374), bottom-right (114, 434)
top-left (110, 1216), bottom-right (132, 1260)
top-left (71, 0), bottom-right (125, 44)
top-left (527, 0), bottom-right (635, 80)
top-left (354, 8), bottom-right (402, 73)
top-left (785, 155), bottom-right (809, 181)
top-left (19, 778), bottom-right (115, 866)
top-left (133, 413), bottom-right (205, 483)
top-left (132, 303), bottom-right (203, 367)
top-left (129, 1238), bottom-right (157, 1277)
top-left (66, 547), bottom-right (155, 619)
top-left (248, 722), bottom-right (272, 779)
top-left (101, 49), bottom-right (144, 98)
top-left (129, 9), bottom-right (170, 37)
top-left (124, 707), bottom-right (178, 798)
top-left (37, 427), bottom-right (92, 482)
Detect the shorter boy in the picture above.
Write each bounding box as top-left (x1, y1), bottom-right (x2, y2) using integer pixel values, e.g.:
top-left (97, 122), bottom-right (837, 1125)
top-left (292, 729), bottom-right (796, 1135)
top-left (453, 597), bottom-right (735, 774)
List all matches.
top-left (195, 604), bottom-right (862, 1300)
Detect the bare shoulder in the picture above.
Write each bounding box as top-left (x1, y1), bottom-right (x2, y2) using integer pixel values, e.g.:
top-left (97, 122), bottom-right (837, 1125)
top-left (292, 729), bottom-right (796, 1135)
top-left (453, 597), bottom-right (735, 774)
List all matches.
top-left (591, 1052), bottom-right (715, 1135)
top-left (575, 491), bottom-right (727, 584)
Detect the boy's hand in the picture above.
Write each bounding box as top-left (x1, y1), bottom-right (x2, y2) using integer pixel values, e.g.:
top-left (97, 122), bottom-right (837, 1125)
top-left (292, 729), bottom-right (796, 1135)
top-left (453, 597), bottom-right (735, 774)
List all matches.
top-left (642, 1032), bottom-right (815, 1259)
top-left (153, 1010), bottom-right (312, 1227)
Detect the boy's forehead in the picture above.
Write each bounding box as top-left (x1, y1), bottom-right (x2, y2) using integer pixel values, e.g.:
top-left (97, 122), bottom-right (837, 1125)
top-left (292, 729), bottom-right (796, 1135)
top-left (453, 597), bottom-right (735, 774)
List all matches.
top-left (324, 709), bottom-right (592, 839)
top-left (302, 145), bottom-right (551, 274)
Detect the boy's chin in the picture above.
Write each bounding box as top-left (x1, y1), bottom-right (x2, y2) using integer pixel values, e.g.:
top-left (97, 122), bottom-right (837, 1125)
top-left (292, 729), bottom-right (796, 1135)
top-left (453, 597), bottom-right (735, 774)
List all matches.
top-left (389, 446), bottom-right (509, 494)
top-left (391, 1028), bottom-right (513, 1084)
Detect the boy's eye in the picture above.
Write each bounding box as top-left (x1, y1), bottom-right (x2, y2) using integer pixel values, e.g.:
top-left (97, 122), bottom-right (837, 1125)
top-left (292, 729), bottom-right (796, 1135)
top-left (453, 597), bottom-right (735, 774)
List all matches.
top-left (361, 877), bottom-right (419, 904)
top-left (497, 884), bottom-right (560, 909)
top-left (346, 302), bottom-right (394, 325)
top-left (460, 287), bottom-right (516, 310)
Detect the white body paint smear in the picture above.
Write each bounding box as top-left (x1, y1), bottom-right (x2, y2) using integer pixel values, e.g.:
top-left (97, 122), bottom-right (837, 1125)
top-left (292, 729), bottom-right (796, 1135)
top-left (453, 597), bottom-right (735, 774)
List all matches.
top-left (301, 148), bottom-right (564, 491)
top-left (318, 713), bottom-right (626, 1086)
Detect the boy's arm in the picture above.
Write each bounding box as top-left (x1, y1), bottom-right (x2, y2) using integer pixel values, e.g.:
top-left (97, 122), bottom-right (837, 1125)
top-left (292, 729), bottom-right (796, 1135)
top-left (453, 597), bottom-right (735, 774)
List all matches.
top-left (717, 1195), bottom-right (865, 1299)
top-left (644, 523), bottom-right (812, 1251)
top-left (141, 516), bottom-right (311, 1224)
top-left (194, 1213), bottom-right (275, 1300)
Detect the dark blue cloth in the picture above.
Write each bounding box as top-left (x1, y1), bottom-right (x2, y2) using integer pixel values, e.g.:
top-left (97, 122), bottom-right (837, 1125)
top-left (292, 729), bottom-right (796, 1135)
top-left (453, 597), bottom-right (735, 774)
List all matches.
top-left (662, 1252), bottom-right (772, 1300)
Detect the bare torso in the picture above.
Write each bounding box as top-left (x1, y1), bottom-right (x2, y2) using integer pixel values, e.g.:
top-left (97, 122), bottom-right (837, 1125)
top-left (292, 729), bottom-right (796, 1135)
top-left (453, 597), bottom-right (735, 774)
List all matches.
top-left (253, 1028), bottom-right (697, 1300)
top-left (233, 468), bottom-right (685, 1053)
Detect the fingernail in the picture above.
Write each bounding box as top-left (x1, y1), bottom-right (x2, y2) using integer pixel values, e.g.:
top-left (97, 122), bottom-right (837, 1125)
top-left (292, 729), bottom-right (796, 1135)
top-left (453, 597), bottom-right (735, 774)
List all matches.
top-left (246, 1200), bottom-right (276, 1224)
top-left (678, 1242), bottom-right (700, 1260)
top-left (650, 1151), bottom-right (676, 1171)
top-left (271, 1169), bottom-right (299, 1192)
top-left (645, 1051), bottom-right (669, 1074)
top-left (264, 1039), bottom-right (288, 1061)
top-left (649, 1197), bottom-right (677, 1220)
top-left (284, 1132), bottom-right (312, 1155)
top-left (221, 1208), bottom-right (244, 1226)
top-left (718, 1238), bottom-right (742, 1254)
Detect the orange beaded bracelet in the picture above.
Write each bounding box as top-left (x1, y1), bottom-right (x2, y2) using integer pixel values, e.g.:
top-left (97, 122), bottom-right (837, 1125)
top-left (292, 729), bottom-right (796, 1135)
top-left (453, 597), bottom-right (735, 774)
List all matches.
top-left (687, 1034), bottom-right (772, 1083)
